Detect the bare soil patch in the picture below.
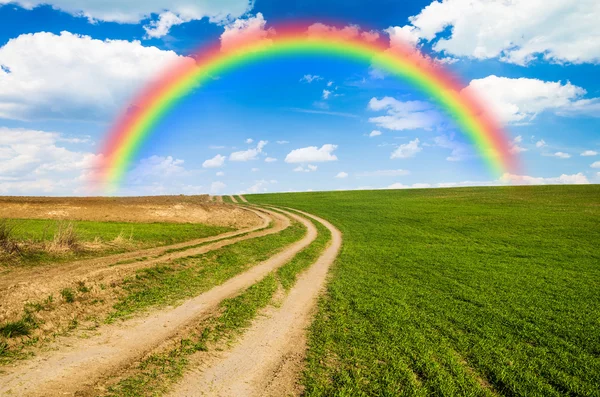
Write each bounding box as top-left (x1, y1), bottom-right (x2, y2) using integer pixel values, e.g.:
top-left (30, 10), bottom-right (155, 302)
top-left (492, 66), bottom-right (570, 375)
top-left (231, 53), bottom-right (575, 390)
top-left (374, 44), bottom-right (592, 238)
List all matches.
top-left (0, 195), bottom-right (257, 229)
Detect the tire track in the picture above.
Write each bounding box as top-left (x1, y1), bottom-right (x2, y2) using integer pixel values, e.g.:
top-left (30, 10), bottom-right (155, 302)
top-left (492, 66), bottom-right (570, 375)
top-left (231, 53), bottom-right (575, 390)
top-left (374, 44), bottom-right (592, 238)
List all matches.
top-left (0, 207), bottom-right (274, 323)
top-left (230, 195), bottom-right (238, 203)
top-left (238, 195), bottom-right (249, 203)
top-left (0, 210), bottom-right (317, 397)
top-left (168, 208), bottom-right (342, 397)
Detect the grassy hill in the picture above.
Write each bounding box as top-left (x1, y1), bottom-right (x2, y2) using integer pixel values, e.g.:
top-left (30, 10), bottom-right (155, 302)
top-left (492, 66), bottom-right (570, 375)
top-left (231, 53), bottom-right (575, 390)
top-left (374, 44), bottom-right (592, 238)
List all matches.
top-left (247, 185), bottom-right (600, 396)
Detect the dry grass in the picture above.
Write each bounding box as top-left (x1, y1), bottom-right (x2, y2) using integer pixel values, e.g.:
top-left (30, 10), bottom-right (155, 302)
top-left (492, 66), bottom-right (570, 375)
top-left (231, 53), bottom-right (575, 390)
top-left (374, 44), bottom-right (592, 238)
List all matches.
top-left (0, 219), bottom-right (20, 255)
top-left (48, 221), bottom-right (79, 252)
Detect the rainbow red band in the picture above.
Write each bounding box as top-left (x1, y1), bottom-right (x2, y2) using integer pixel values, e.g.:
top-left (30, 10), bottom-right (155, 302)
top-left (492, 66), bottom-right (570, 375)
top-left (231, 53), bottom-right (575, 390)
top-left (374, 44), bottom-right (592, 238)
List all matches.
top-left (98, 24), bottom-right (520, 192)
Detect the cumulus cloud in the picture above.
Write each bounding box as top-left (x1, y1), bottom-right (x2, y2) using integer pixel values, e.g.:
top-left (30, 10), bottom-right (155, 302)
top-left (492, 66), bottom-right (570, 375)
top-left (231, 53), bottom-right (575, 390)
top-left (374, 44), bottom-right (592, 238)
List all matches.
top-left (368, 97), bottom-right (441, 131)
top-left (1, 0), bottom-right (254, 37)
top-left (369, 130), bottom-right (382, 137)
top-left (509, 135), bottom-right (528, 154)
top-left (285, 144), bottom-right (338, 163)
top-left (264, 157), bottom-right (277, 163)
top-left (397, 0), bottom-right (600, 65)
top-left (0, 31), bottom-right (191, 121)
top-left (216, 171), bottom-right (225, 176)
top-left (591, 161), bottom-right (600, 169)
top-left (322, 90), bottom-right (332, 100)
top-left (230, 140), bottom-right (268, 162)
top-left (202, 154), bottom-right (226, 168)
top-left (0, 127), bottom-right (101, 194)
top-left (245, 138), bottom-right (254, 144)
top-left (306, 23), bottom-right (361, 40)
top-left (462, 76), bottom-right (600, 124)
top-left (238, 179), bottom-right (276, 194)
top-left (335, 172), bottom-right (348, 178)
top-left (581, 150), bottom-right (597, 156)
top-left (536, 140), bottom-right (547, 148)
top-left (220, 13), bottom-right (275, 52)
top-left (129, 155), bottom-right (187, 180)
top-left (552, 152), bottom-right (571, 159)
top-left (391, 138), bottom-right (422, 159)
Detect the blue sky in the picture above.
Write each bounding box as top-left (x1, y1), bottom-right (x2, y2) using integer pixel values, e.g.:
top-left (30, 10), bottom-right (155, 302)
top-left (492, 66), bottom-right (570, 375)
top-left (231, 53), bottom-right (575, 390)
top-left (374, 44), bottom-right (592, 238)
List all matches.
top-left (0, 0), bottom-right (598, 195)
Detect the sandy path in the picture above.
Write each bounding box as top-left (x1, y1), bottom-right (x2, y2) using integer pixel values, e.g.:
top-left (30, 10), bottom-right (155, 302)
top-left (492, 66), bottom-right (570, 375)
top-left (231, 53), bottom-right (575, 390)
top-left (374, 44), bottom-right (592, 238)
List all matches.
top-left (216, 196), bottom-right (224, 203)
top-left (238, 195), bottom-right (249, 203)
top-left (0, 210), bottom-right (318, 397)
top-left (0, 207), bottom-right (276, 323)
top-left (168, 209), bottom-right (342, 397)
top-left (230, 195), bottom-right (238, 203)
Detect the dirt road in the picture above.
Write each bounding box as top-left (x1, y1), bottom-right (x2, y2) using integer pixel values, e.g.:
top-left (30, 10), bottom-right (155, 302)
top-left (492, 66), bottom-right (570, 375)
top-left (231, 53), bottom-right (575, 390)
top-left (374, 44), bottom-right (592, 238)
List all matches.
top-left (230, 195), bottom-right (238, 203)
top-left (238, 195), bottom-right (249, 203)
top-left (0, 210), bottom-right (318, 397)
top-left (168, 209), bottom-right (342, 397)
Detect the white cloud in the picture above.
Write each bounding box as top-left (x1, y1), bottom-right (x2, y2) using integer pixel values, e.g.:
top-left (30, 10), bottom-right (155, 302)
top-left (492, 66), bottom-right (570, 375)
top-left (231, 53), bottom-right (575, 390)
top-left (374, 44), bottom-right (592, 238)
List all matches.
top-left (230, 140), bottom-right (268, 162)
top-left (202, 154), bottom-right (226, 168)
top-left (265, 157), bottom-right (277, 162)
top-left (293, 165), bottom-right (318, 173)
top-left (216, 171), bottom-right (225, 176)
top-left (300, 75), bottom-right (322, 83)
top-left (391, 138), bottom-right (422, 159)
top-left (386, 26), bottom-right (421, 47)
top-left (0, 127), bottom-right (99, 195)
top-left (553, 152), bottom-right (571, 159)
top-left (251, 168), bottom-right (259, 172)
top-left (276, 140), bottom-right (289, 144)
top-left (220, 13), bottom-right (275, 52)
top-left (591, 161), bottom-right (600, 169)
top-left (462, 75), bottom-right (599, 124)
top-left (581, 150), bottom-right (597, 156)
top-left (322, 89), bottom-right (332, 100)
top-left (500, 173), bottom-right (589, 185)
top-left (368, 97), bottom-right (441, 131)
top-left (327, 81), bottom-right (334, 87)
top-left (400, 0), bottom-right (600, 65)
top-left (285, 144), bottom-right (338, 163)
top-left (369, 130), bottom-right (382, 137)
top-left (210, 181), bottom-right (226, 194)
top-left (357, 169), bottom-right (410, 177)
top-left (536, 140), bottom-right (547, 148)
top-left (336, 172), bottom-right (348, 178)
top-left (1, 0), bottom-right (254, 37)
top-left (0, 31), bottom-right (191, 121)
top-left (245, 138), bottom-right (254, 144)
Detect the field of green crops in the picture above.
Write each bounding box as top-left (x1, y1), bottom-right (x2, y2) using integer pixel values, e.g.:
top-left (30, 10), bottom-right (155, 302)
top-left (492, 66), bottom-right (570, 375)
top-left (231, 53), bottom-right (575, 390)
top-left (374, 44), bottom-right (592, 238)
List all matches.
top-left (247, 185), bottom-right (600, 396)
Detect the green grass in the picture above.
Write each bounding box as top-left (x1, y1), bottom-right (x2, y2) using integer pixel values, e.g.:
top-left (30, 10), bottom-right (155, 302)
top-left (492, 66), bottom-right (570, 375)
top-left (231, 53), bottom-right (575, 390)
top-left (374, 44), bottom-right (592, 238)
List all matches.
top-left (222, 196), bottom-right (234, 204)
top-left (1, 219), bottom-right (232, 267)
top-left (107, 219), bottom-right (306, 321)
top-left (247, 185), bottom-right (600, 397)
top-left (105, 210), bottom-right (334, 396)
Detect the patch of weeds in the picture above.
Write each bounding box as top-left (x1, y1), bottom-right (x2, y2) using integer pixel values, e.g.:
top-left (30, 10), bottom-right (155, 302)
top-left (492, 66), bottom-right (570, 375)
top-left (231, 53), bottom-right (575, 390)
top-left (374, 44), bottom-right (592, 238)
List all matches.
top-left (77, 281), bottom-right (90, 293)
top-left (0, 320), bottom-right (30, 338)
top-left (0, 218), bottom-right (20, 254)
top-left (61, 288), bottom-right (76, 303)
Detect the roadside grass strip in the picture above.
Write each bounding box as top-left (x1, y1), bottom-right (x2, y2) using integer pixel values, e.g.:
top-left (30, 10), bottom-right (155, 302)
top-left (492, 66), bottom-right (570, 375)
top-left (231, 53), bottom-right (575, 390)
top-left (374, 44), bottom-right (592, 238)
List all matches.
top-left (0, 219), bottom-right (232, 267)
top-left (107, 217), bottom-right (306, 321)
top-left (247, 186), bottom-right (600, 396)
top-left (103, 209), bottom-right (333, 396)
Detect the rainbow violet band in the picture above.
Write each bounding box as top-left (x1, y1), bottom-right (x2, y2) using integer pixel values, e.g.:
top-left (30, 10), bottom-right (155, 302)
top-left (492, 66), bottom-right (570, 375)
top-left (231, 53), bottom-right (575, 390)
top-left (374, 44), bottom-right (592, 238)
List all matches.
top-left (97, 23), bottom-right (520, 192)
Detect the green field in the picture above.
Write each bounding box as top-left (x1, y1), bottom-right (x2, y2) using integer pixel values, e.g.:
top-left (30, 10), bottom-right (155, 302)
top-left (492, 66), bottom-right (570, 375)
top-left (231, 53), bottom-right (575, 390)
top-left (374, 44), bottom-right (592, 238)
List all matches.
top-left (247, 185), bottom-right (600, 396)
top-left (1, 219), bottom-right (232, 266)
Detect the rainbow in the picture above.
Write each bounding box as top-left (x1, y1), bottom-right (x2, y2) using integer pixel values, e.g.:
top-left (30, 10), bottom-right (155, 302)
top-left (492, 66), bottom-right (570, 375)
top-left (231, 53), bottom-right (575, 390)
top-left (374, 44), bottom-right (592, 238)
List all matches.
top-left (98, 23), bottom-right (519, 192)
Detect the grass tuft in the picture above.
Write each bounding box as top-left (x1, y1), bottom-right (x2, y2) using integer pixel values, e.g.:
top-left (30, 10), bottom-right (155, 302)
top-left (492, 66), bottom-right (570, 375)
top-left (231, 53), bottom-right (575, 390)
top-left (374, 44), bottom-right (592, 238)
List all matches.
top-left (0, 320), bottom-right (30, 338)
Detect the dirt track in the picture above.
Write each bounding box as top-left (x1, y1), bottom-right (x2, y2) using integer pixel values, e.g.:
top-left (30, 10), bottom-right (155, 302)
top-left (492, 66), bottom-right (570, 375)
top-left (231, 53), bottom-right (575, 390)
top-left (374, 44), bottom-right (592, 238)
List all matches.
top-left (0, 206), bottom-right (275, 324)
top-left (167, 209), bottom-right (341, 397)
top-left (0, 209), bottom-right (319, 397)
top-left (230, 195), bottom-right (238, 203)
top-left (238, 195), bottom-right (249, 203)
